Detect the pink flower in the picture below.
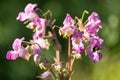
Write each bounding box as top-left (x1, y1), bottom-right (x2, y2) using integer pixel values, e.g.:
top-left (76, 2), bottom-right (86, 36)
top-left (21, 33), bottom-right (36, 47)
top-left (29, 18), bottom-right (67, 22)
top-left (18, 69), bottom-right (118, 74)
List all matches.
top-left (85, 12), bottom-right (102, 36)
top-left (88, 12), bottom-right (102, 27)
top-left (18, 47), bottom-right (30, 61)
top-left (6, 50), bottom-right (19, 60)
top-left (31, 44), bottom-right (41, 55)
top-left (32, 17), bottom-right (47, 40)
top-left (71, 31), bottom-right (84, 53)
top-left (16, 3), bottom-right (38, 21)
top-left (12, 37), bottom-right (25, 50)
top-left (16, 12), bottom-right (28, 21)
top-left (33, 32), bottom-right (42, 40)
top-left (34, 17), bottom-right (47, 37)
top-left (6, 37), bottom-right (30, 60)
top-left (59, 13), bottom-right (75, 37)
top-left (34, 17), bottom-right (46, 29)
top-left (24, 3), bottom-right (37, 13)
top-left (86, 36), bottom-right (103, 63)
top-left (90, 36), bottom-right (104, 49)
top-left (87, 46), bottom-right (102, 63)
top-left (63, 14), bottom-right (75, 26)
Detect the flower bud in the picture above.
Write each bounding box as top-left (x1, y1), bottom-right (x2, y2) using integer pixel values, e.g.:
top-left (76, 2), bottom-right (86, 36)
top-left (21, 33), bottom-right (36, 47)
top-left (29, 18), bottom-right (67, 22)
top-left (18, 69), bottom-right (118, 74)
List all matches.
top-left (34, 54), bottom-right (40, 65)
top-left (40, 71), bottom-right (52, 79)
top-left (54, 64), bottom-right (61, 72)
top-left (39, 63), bottom-right (47, 70)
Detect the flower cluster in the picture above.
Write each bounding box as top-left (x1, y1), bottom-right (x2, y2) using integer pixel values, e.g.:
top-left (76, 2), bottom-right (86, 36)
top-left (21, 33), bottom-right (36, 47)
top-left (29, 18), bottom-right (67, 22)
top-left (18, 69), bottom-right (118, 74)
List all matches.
top-left (6, 3), bottom-right (49, 64)
top-left (59, 12), bottom-right (104, 62)
top-left (6, 3), bottom-right (104, 80)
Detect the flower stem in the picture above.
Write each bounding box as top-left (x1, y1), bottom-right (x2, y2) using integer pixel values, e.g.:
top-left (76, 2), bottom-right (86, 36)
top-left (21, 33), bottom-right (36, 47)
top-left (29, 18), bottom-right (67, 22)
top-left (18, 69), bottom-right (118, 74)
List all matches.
top-left (52, 29), bottom-right (61, 64)
top-left (68, 37), bottom-right (71, 69)
top-left (68, 37), bottom-right (71, 80)
top-left (50, 68), bottom-right (57, 80)
top-left (22, 41), bottom-right (32, 45)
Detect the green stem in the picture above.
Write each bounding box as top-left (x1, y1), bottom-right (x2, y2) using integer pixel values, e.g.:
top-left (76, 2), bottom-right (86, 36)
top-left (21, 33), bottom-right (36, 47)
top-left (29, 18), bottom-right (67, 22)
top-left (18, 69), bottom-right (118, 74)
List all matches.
top-left (50, 69), bottom-right (57, 80)
top-left (43, 10), bottom-right (52, 20)
top-left (36, 8), bottom-right (44, 17)
top-left (81, 10), bottom-right (89, 22)
top-left (22, 41), bottom-right (32, 45)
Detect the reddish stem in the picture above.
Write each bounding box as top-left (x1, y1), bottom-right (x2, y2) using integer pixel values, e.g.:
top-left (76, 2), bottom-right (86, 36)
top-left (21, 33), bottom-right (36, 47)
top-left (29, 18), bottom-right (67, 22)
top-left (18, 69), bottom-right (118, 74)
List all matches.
top-left (52, 29), bottom-right (61, 63)
top-left (68, 37), bottom-right (71, 70)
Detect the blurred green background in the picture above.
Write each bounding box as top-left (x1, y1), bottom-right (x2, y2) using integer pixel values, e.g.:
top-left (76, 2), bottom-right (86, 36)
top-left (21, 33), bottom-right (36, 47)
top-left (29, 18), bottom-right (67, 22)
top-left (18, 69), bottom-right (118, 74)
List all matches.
top-left (0, 0), bottom-right (120, 80)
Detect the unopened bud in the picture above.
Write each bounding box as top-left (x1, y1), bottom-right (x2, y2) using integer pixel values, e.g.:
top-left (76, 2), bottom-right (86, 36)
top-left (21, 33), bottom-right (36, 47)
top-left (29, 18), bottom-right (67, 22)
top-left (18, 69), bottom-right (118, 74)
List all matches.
top-left (39, 63), bottom-right (46, 70)
top-left (54, 64), bottom-right (61, 71)
top-left (40, 71), bottom-right (52, 79)
top-left (34, 54), bottom-right (40, 65)
top-left (75, 53), bottom-right (81, 59)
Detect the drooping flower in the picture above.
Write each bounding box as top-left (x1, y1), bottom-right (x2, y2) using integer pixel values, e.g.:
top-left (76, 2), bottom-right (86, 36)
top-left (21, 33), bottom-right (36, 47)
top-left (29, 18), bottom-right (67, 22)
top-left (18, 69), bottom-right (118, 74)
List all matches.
top-left (59, 13), bottom-right (76, 37)
top-left (16, 3), bottom-right (38, 21)
top-left (6, 37), bottom-right (30, 60)
top-left (71, 31), bottom-right (84, 53)
top-left (84, 12), bottom-right (102, 37)
top-left (87, 36), bottom-right (104, 62)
